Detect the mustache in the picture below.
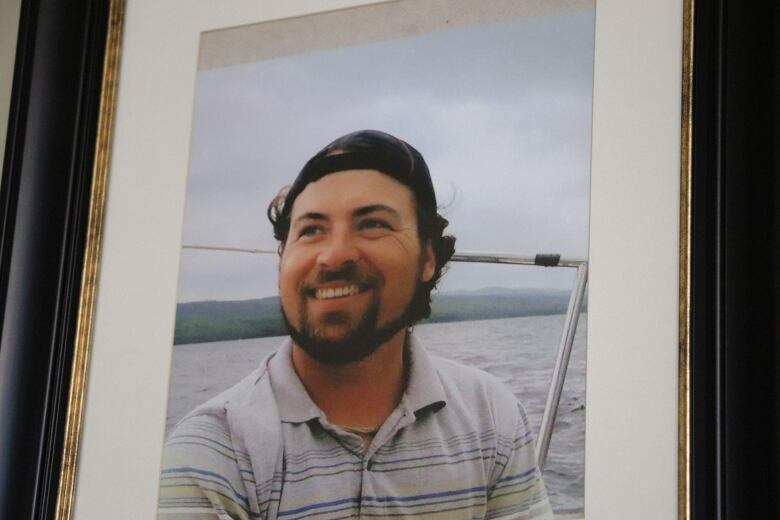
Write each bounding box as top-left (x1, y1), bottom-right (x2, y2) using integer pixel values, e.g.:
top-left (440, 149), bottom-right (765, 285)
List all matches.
top-left (302, 262), bottom-right (380, 291)
top-left (317, 262), bottom-right (360, 283)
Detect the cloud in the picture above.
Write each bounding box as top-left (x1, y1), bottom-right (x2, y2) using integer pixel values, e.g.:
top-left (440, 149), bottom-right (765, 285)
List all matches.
top-left (178, 9), bottom-right (595, 301)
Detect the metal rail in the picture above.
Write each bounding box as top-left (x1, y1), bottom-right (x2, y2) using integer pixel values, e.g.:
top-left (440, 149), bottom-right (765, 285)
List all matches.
top-left (451, 251), bottom-right (585, 269)
top-left (534, 261), bottom-right (588, 471)
top-left (181, 244), bottom-right (588, 469)
top-left (182, 245), bottom-right (586, 268)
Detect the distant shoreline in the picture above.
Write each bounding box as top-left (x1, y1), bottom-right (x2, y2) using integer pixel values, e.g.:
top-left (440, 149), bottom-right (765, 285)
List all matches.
top-left (174, 288), bottom-right (586, 345)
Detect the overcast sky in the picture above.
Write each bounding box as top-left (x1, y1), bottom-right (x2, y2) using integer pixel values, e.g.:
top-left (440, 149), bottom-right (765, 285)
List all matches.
top-left (177, 8), bottom-right (595, 302)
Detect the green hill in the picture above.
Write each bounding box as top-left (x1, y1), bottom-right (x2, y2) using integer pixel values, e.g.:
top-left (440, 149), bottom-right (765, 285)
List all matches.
top-left (174, 288), bottom-right (583, 345)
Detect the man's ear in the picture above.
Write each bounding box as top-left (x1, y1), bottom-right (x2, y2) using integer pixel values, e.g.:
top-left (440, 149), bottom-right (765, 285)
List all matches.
top-left (420, 242), bottom-right (436, 283)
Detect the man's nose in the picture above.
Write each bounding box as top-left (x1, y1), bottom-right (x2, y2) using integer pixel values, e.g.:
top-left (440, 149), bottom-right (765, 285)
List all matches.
top-left (316, 228), bottom-right (360, 269)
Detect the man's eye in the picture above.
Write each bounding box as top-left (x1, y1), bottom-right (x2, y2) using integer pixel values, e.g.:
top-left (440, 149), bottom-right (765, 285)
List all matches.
top-left (298, 225), bottom-right (323, 237)
top-left (359, 219), bottom-right (391, 231)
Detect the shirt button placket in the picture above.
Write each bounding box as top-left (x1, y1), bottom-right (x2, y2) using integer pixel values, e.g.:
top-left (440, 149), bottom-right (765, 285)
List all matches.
top-left (359, 456), bottom-right (374, 519)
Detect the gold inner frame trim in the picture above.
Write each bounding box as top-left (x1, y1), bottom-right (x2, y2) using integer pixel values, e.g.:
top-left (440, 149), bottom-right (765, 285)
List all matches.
top-left (49, 0), bottom-right (695, 517)
top-left (679, 0), bottom-right (695, 519)
top-left (55, 1), bottom-right (126, 518)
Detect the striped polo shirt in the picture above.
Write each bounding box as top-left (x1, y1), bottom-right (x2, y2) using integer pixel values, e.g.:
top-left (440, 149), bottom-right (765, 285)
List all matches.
top-left (159, 337), bottom-right (553, 519)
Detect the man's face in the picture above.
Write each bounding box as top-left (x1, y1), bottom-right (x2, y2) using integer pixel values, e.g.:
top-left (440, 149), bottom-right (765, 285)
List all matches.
top-left (279, 169), bottom-right (435, 364)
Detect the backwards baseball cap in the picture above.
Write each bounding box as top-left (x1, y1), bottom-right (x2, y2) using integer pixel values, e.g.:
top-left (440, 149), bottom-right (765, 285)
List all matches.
top-left (282, 129), bottom-right (437, 217)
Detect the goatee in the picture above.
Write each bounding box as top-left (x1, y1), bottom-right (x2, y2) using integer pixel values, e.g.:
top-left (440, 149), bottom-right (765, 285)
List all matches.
top-left (280, 299), bottom-right (413, 365)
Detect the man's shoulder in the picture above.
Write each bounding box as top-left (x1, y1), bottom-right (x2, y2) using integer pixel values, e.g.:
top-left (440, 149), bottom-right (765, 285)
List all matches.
top-left (430, 354), bottom-right (515, 396)
top-left (428, 354), bottom-right (522, 419)
top-left (167, 349), bottom-right (279, 438)
top-left (421, 353), bottom-right (536, 474)
top-left (162, 349), bottom-right (282, 488)
top-left (159, 365), bottom-right (277, 520)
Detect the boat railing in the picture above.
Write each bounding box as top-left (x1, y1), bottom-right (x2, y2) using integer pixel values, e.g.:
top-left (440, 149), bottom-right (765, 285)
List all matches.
top-left (181, 245), bottom-right (588, 471)
top-left (451, 250), bottom-right (588, 471)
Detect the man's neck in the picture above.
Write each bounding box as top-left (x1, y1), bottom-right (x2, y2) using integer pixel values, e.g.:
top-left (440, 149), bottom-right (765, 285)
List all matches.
top-left (291, 330), bottom-right (408, 431)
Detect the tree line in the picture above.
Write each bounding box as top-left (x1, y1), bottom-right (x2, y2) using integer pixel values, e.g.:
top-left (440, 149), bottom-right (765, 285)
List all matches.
top-left (174, 288), bottom-right (583, 345)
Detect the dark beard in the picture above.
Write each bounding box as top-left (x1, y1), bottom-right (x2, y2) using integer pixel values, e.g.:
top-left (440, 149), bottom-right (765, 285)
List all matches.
top-left (280, 295), bottom-right (415, 366)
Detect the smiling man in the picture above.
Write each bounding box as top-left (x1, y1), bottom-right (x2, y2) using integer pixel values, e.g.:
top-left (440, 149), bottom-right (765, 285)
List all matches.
top-left (159, 130), bottom-right (554, 520)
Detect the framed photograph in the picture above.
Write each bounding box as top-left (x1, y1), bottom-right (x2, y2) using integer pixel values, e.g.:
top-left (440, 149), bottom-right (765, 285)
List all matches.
top-left (3, 0), bottom-right (776, 518)
top-left (82, 1), bottom-right (680, 518)
top-left (166, 2), bottom-right (594, 518)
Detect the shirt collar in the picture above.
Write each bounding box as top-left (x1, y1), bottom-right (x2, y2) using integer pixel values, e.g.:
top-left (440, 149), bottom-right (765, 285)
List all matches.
top-left (267, 334), bottom-right (447, 424)
top-left (404, 334), bottom-right (447, 415)
top-left (267, 339), bottom-right (324, 423)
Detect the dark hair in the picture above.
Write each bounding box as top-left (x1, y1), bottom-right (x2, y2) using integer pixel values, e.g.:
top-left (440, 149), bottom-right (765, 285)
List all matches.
top-left (267, 130), bottom-right (456, 323)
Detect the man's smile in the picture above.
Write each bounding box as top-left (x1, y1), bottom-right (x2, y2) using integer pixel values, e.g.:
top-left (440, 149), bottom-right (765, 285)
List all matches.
top-left (302, 281), bottom-right (376, 313)
top-left (313, 284), bottom-right (361, 300)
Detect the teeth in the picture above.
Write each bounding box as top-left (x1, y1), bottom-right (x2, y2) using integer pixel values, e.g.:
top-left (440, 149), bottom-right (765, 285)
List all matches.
top-left (315, 285), bottom-right (359, 300)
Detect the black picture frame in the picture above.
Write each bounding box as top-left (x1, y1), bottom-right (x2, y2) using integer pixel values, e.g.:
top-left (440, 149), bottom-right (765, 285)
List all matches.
top-left (0, 0), bottom-right (776, 518)
top-left (688, 1), bottom-right (779, 518)
top-left (0, 1), bottom-right (111, 519)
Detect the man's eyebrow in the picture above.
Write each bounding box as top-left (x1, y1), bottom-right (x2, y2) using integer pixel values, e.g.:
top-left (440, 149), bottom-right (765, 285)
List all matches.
top-left (292, 212), bottom-right (328, 225)
top-left (353, 204), bottom-right (400, 218)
